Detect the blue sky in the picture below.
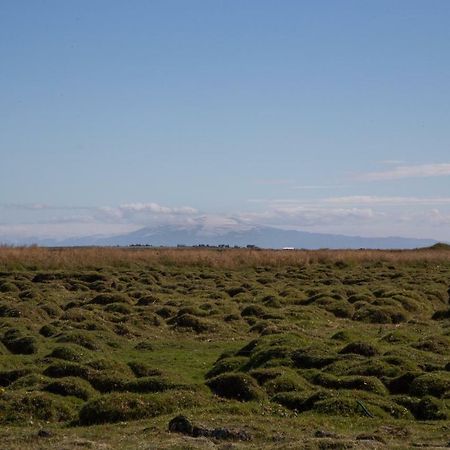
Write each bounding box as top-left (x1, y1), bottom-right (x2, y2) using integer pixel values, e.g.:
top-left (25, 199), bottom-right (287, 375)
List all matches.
top-left (1, 1), bottom-right (450, 241)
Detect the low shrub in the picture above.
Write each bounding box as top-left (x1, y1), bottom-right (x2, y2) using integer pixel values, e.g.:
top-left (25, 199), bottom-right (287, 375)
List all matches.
top-left (136, 295), bottom-right (159, 306)
top-left (43, 361), bottom-right (90, 379)
top-left (263, 372), bottom-right (311, 395)
top-left (241, 305), bottom-right (266, 318)
top-left (90, 293), bottom-right (131, 305)
top-left (415, 396), bottom-right (448, 420)
top-left (413, 336), bottom-right (450, 355)
top-left (125, 376), bottom-right (175, 393)
top-left (410, 372), bottom-right (450, 398)
top-left (0, 282), bottom-right (19, 293)
top-left (19, 289), bottom-right (41, 301)
top-left (325, 301), bottom-right (355, 318)
top-left (85, 358), bottom-right (128, 372)
top-left (128, 361), bottom-right (162, 378)
top-left (155, 306), bottom-right (176, 318)
top-left (134, 341), bottom-right (154, 351)
top-left (291, 347), bottom-right (336, 369)
top-left (176, 306), bottom-right (208, 317)
top-left (10, 373), bottom-right (49, 390)
top-left (56, 332), bottom-right (100, 351)
top-left (61, 308), bottom-right (90, 322)
top-left (339, 342), bottom-right (379, 357)
top-left (312, 373), bottom-right (388, 396)
top-left (2, 329), bottom-right (38, 355)
top-left (272, 391), bottom-right (312, 412)
top-left (48, 345), bottom-right (87, 362)
top-left (353, 305), bottom-right (408, 324)
top-left (86, 371), bottom-right (128, 393)
top-left (249, 368), bottom-right (284, 385)
top-left (226, 287), bottom-right (246, 297)
top-left (313, 395), bottom-right (365, 417)
top-left (432, 309), bottom-right (450, 320)
top-left (262, 295), bottom-right (281, 308)
top-left (0, 368), bottom-right (33, 387)
top-left (0, 302), bottom-right (21, 317)
top-left (167, 313), bottom-right (215, 333)
top-left (78, 390), bottom-right (202, 425)
top-left (41, 303), bottom-right (62, 318)
top-left (339, 358), bottom-right (401, 378)
top-left (205, 356), bottom-right (247, 379)
top-left (245, 345), bottom-right (293, 369)
top-left (105, 303), bottom-right (132, 314)
top-left (206, 372), bottom-right (265, 401)
top-left (277, 390), bottom-right (332, 412)
top-left (44, 377), bottom-right (96, 400)
top-left (0, 391), bottom-right (78, 424)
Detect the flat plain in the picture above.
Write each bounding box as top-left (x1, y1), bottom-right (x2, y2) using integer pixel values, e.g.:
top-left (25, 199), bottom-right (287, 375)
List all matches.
top-left (0, 246), bottom-right (449, 449)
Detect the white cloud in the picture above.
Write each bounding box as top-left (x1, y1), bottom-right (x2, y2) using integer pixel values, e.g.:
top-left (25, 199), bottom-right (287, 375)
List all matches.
top-left (94, 203), bottom-right (198, 224)
top-left (2, 203), bottom-right (51, 210)
top-left (0, 201), bottom-right (200, 239)
top-left (237, 205), bottom-right (379, 227)
top-left (359, 163), bottom-right (450, 181)
top-left (408, 209), bottom-right (450, 227)
top-left (119, 203), bottom-right (197, 215)
top-left (0, 223), bottom-right (139, 240)
top-left (2, 199), bottom-right (450, 242)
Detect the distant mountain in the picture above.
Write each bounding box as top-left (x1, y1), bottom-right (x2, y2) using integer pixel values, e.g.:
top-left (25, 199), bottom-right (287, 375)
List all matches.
top-left (25, 225), bottom-right (438, 249)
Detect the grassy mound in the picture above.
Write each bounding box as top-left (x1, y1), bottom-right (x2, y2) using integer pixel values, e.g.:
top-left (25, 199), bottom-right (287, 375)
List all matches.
top-left (44, 377), bottom-right (96, 400)
top-left (78, 390), bottom-right (202, 425)
top-left (0, 391), bottom-right (79, 424)
top-left (206, 373), bottom-right (265, 401)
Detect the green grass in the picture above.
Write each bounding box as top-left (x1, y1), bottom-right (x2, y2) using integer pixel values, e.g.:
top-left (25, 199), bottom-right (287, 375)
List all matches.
top-left (0, 248), bottom-right (449, 448)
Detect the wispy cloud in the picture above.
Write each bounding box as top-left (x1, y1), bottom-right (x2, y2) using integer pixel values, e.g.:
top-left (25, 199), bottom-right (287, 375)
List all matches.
top-left (323, 196), bottom-right (450, 206)
top-left (238, 205), bottom-right (379, 227)
top-left (359, 163), bottom-right (450, 181)
top-left (2, 198), bottom-right (450, 241)
top-left (0, 201), bottom-right (200, 236)
top-left (428, 209), bottom-right (450, 226)
top-left (2, 203), bottom-right (52, 210)
top-left (95, 203), bottom-right (198, 223)
top-left (0, 223), bottom-right (139, 240)
top-left (119, 203), bottom-right (197, 215)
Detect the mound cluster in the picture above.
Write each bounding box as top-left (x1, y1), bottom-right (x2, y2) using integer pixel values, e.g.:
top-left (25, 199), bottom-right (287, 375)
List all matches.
top-left (0, 260), bottom-right (449, 426)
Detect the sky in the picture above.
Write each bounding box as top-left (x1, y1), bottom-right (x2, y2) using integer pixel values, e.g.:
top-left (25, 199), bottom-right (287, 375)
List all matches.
top-left (1, 1), bottom-right (450, 242)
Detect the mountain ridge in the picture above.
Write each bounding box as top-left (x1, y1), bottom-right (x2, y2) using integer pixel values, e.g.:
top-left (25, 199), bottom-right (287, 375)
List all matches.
top-left (7, 225), bottom-right (438, 249)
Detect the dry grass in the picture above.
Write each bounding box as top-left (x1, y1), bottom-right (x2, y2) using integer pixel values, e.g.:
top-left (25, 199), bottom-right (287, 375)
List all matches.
top-left (0, 245), bottom-right (449, 270)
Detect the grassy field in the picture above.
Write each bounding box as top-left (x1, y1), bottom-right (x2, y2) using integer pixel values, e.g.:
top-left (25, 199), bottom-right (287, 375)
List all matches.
top-left (0, 247), bottom-right (449, 449)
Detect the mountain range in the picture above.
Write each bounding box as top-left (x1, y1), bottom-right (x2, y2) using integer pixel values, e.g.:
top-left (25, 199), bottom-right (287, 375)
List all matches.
top-left (10, 225), bottom-right (439, 249)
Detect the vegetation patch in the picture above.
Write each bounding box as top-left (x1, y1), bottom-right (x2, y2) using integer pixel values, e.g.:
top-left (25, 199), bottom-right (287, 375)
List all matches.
top-left (0, 391), bottom-right (78, 424)
top-left (206, 372), bottom-right (265, 401)
top-left (1, 248), bottom-right (450, 448)
top-left (78, 390), bottom-right (202, 425)
top-left (44, 377), bottom-right (96, 400)
top-left (2, 329), bottom-right (38, 354)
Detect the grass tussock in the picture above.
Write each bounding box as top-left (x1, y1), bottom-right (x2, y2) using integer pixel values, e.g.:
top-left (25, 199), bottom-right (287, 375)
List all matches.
top-left (0, 246), bottom-right (449, 449)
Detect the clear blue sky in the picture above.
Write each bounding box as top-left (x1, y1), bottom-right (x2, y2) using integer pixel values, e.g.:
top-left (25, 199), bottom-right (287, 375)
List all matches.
top-left (1, 1), bottom-right (450, 241)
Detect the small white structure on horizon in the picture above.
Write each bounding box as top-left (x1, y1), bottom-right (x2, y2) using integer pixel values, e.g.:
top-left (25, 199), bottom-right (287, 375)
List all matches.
top-left (282, 247), bottom-right (295, 250)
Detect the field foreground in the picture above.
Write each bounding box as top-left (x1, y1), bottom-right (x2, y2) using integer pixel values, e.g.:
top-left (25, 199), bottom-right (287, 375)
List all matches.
top-left (0, 247), bottom-right (449, 449)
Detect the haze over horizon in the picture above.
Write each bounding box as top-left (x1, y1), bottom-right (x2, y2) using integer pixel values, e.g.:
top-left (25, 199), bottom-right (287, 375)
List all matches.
top-left (2, 1), bottom-right (450, 244)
